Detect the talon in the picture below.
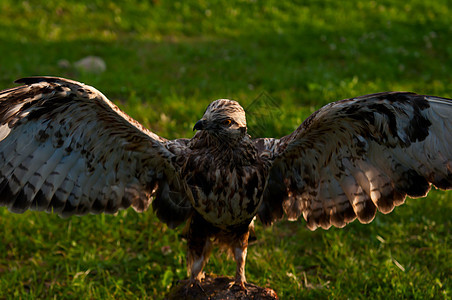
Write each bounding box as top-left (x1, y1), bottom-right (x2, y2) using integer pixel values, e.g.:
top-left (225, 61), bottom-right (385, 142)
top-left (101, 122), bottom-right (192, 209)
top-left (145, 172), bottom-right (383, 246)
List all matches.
top-left (228, 280), bottom-right (247, 292)
top-left (185, 278), bottom-right (207, 296)
top-left (237, 280), bottom-right (247, 291)
top-left (194, 281), bottom-right (206, 294)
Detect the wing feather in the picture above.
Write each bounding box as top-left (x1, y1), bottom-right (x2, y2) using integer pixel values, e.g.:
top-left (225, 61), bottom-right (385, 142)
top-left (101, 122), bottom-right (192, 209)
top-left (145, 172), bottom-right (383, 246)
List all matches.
top-left (259, 92), bottom-right (452, 230)
top-left (0, 77), bottom-right (192, 224)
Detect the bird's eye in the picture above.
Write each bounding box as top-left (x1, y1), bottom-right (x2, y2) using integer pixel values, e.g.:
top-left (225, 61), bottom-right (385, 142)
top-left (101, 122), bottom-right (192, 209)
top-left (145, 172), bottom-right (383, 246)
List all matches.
top-left (222, 119), bottom-right (232, 126)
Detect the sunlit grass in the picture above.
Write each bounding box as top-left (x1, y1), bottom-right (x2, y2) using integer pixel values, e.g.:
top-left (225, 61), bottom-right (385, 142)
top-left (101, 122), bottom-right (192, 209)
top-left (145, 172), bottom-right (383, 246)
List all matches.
top-left (0, 0), bottom-right (451, 298)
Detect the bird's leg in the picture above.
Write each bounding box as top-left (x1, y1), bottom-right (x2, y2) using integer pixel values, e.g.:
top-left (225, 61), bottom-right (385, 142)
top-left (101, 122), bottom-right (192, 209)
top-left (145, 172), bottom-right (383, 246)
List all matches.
top-left (231, 231), bottom-right (249, 290)
top-left (187, 239), bottom-right (212, 286)
top-left (186, 215), bottom-right (213, 290)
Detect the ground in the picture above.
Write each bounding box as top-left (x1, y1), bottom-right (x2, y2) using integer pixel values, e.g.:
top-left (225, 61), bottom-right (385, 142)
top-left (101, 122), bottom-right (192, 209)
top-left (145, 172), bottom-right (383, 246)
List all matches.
top-left (0, 1), bottom-right (451, 299)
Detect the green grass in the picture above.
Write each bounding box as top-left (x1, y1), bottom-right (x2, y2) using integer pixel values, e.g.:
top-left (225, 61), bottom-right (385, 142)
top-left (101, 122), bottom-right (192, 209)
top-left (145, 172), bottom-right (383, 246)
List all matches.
top-left (0, 0), bottom-right (451, 298)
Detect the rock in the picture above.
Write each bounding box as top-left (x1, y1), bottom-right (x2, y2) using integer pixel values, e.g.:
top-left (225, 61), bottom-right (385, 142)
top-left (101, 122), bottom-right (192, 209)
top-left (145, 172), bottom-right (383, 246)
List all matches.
top-left (165, 274), bottom-right (278, 300)
top-left (74, 56), bottom-right (106, 74)
top-left (57, 59), bottom-right (71, 69)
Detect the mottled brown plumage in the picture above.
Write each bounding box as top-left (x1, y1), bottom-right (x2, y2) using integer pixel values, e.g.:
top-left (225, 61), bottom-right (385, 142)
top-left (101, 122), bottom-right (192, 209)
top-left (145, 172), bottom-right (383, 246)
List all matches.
top-left (1, 77), bottom-right (451, 289)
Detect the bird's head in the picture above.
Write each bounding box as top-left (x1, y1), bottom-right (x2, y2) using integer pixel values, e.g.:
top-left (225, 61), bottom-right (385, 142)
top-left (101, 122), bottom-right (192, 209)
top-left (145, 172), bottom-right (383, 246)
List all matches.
top-left (193, 99), bottom-right (247, 142)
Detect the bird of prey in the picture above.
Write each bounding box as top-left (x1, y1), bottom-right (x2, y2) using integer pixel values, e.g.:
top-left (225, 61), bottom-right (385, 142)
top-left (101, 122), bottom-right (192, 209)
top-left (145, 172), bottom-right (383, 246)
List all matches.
top-left (0, 77), bottom-right (451, 290)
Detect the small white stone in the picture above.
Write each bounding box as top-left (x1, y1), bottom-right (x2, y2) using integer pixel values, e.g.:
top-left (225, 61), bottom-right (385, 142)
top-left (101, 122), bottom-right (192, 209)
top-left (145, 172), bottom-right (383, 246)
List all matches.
top-left (57, 59), bottom-right (71, 69)
top-left (74, 56), bottom-right (106, 74)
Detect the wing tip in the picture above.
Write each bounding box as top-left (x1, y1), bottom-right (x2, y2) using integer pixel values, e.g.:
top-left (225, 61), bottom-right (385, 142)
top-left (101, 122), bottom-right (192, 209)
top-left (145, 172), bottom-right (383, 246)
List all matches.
top-left (14, 76), bottom-right (83, 86)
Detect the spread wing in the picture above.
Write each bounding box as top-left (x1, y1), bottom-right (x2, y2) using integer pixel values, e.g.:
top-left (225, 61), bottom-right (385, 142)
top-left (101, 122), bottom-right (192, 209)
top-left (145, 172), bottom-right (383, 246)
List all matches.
top-left (258, 92), bottom-right (452, 230)
top-left (0, 77), bottom-right (192, 227)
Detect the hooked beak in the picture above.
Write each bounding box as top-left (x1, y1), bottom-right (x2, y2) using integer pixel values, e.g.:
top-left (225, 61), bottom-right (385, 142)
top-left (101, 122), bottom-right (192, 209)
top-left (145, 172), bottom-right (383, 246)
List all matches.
top-left (193, 119), bottom-right (206, 131)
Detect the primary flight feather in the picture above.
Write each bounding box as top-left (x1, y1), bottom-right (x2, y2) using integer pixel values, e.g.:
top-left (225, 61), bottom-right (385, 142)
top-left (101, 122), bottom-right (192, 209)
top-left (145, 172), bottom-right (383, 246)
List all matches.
top-left (0, 77), bottom-right (451, 289)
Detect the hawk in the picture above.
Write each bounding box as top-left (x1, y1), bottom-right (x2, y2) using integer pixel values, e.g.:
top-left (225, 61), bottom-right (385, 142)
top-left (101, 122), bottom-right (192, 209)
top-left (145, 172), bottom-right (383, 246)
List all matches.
top-left (0, 77), bottom-right (451, 290)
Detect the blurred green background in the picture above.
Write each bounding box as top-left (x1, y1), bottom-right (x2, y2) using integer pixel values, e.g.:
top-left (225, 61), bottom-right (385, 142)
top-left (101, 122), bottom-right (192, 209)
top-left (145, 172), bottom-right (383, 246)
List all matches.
top-left (0, 0), bottom-right (451, 299)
